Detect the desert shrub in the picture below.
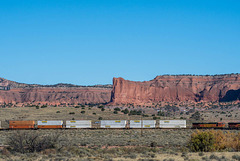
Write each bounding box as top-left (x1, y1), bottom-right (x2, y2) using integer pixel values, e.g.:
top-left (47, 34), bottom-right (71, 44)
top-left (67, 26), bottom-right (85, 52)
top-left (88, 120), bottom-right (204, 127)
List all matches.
top-left (188, 130), bottom-right (215, 152)
top-left (6, 131), bottom-right (60, 154)
top-left (198, 152), bottom-right (204, 156)
top-left (163, 159), bottom-right (175, 161)
top-left (101, 108), bottom-right (105, 111)
top-left (181, 152), bottom-right (187, 157)
top-left (129, 110), bottom-right (142, 116)
top-left (41, 105), bottom-right (47, 108)
top-left (189, 130), bottom-right (240, 152)
top-left (121, 108), bottom-right (129, 114)
top-left (212, 130), bottom-right (240, 151)
top-left (221, 155), bottom-right (226, 160)
top-left (124, 153), bottom-right (137, 159)
top-left (98, 117), bottom-right (103, 120)
top-left (56, 111), bottom-right (60, 113)
top-left (190, 111), bottom-right (201, 120)
top-left (150, 142), bottom-right (157, 147)
top-left (69, 112), bottom-right (75, 114)
top-left (93, 112), bottom-right (96, 115)
top-left (153, 116), bottom-right (160, 120)
top-left (201, 156), bottom-right (209, 160)
top-left (157, 111), bottom-right (165, 116)
top-left (75, 106), bottom-right (80, 108)
top-left (209, 154), bottom-right (219, 160)
top-left (232, 154), bottom-right (240, 160)
top-left (114, 107), bottom-right (121, 111)
top-left (98, 105), bottom-right (104, 108)
top-left (113, 111), bottom-right (118, 114)
top-left (81, 111), bottom-right (85, 114)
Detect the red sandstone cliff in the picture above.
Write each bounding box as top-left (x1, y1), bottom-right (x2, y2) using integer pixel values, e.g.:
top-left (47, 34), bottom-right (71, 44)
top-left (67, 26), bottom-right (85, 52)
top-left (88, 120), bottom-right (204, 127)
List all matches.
top-left (111, 74), bottom-right (240, 105)
top-left (0, 78), bottom-right (111, 105)
top-left (1, 74), bottom-right (240, 106)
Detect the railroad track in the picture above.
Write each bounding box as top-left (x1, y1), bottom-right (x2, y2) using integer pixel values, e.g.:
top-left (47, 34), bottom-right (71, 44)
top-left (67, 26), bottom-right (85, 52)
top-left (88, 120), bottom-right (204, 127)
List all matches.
top-left (0, 127), bottom-right (239, 131)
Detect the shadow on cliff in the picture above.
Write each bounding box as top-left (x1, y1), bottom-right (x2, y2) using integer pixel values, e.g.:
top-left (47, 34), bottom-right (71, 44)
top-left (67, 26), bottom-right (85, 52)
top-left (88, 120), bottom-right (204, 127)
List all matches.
top-left (219, 89), bottom-right (240, 102)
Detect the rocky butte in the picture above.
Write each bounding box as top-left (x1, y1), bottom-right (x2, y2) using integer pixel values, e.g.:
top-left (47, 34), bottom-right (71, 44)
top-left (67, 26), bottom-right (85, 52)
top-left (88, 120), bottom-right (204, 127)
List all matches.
top-left (110, 74), bottom-right (240, 105)
top-left (0, 77), bottom-right (112, 105)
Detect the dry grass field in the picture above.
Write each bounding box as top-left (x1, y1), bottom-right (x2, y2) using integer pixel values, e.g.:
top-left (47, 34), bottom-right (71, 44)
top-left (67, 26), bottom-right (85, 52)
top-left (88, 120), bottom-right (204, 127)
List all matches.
top-left (0, 104), bottom-right (239, 128)
top-left (0, 106), bottom-right (159, 128)
top-left (0, 105), bottom-right (240, 160)
top-left (0, 129), bottom-right (239, 161)
top-left (0, 106), bottom-right (148, 121)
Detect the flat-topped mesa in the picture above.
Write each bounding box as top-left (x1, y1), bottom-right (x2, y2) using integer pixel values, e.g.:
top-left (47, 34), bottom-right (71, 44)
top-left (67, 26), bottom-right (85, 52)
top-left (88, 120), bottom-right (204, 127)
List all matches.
top-left (110, 74), bottom-right (240, 105)
top-left (0, 77), bottom-right (112, 105)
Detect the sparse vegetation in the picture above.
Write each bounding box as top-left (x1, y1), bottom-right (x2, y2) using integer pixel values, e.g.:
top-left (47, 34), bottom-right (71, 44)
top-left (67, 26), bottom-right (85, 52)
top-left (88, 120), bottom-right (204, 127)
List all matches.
top-left (81, 111), bottom-right (85, 114)
top-left (0, 104), bottom-right (239, 160)
top-left (189, 130), bottom-right (240, 152)
top-left (6, 131), bottom-right (60, 153)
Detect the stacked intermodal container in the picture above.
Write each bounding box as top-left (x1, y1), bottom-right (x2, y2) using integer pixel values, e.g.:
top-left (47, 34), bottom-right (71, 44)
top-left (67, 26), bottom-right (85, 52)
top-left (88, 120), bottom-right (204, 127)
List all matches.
top-left (9, 120), bottom-right (35, 129)
top-left (130, 120), bottom-right (156, 128)
top-left (37, 120), bottom-right (63, 129)
top-left (159, 120), bottom-right (186, 128)
top-left (66, 120), bottom-right (91, 128)
top-left (100, 120), bottom-right (127, 128)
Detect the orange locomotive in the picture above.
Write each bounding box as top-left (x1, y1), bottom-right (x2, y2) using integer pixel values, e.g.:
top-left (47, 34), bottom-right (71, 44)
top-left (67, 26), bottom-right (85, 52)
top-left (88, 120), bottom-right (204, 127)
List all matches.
top-left (192, 122), bottom-right (226, 129)
top-left (228, 122), bottom-right (240, 129)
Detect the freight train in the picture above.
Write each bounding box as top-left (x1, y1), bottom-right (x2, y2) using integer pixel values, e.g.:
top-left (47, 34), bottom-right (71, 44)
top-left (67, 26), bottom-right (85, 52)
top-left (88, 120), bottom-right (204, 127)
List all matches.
top-left (0, 120), bottom-right (239, 130)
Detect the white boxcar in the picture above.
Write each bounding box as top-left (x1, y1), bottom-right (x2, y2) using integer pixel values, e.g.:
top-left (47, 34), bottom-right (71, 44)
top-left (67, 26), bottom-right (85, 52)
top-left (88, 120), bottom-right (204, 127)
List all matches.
top-left (100, 120), bottom-right (126, 128)
top-left (130, 120), bottom-right (156, 128)
top-left (66, 120), bottom-right (91, 128)
top-left (37, 120), bottom-right (63, 125)
top-left (159, 120), bottom-right (186, 128)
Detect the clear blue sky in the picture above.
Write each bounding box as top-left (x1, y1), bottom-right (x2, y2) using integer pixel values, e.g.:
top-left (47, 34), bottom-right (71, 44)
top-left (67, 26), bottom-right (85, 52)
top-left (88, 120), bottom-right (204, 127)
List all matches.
top-left (1, 0), bottom-right (239, 85)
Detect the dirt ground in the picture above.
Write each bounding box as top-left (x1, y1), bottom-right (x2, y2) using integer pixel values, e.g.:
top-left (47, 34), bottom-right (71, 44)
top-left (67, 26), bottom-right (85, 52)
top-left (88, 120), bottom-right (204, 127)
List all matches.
top-left (1, 151), bottom-right (240, 161)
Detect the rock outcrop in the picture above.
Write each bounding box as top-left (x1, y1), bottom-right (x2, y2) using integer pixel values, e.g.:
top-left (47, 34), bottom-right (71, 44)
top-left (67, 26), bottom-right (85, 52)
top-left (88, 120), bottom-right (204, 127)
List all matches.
top-left (111, 74), bottom-right (240, 105)
top-left (0, 78), bottom-right (112, 105)
top-left (1, 74), bottom-right (240, 106)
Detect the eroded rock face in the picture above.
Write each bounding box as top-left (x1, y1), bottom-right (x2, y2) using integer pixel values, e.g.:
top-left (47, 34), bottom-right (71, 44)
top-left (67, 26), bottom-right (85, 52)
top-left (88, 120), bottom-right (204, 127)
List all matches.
top-left (0, 88), bottom-right (111, 105)
top-left (111, 74), bottom-right (240, 104)
top-left (0, 78), bottom-right (112, 105)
